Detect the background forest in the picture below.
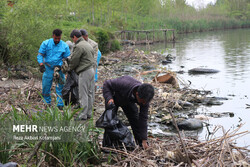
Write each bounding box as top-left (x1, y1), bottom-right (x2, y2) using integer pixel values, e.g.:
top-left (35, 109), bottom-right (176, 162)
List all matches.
top-left (0, 0), bottom-right (249, 66)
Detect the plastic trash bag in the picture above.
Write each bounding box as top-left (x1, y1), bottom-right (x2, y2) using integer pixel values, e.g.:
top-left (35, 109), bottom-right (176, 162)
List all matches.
top-left (102, 121), bottom-right (135, 149)
top-left (96, 108), bottom-right (119, 128)
top-left (96, 108), bottom-right (135, 149)
top-left (62, 71), bottom-right (79, 105)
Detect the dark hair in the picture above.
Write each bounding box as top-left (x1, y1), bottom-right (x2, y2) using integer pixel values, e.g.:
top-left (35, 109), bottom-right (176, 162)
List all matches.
top-left (80, 29), bottom-right (88, 36)
top-left (70, 29), bottom-right (82, 38)
top-left (53, 29), bottom-right (62, 36)
top-left (137, 83), bottom-right (154, 103)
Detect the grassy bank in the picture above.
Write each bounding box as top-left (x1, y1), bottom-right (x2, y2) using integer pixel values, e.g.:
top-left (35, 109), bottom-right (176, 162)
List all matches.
top-left (1, 0), bottom-right (250, 66)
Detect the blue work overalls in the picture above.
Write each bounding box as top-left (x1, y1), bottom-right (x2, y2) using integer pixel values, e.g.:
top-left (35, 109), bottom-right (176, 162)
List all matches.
top-left (37, 38), bottom-right (70, 107)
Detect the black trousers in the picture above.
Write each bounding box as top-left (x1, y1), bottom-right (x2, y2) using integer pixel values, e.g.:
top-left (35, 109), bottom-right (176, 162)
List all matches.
top-left (113, 103), bottom-right (142, 145)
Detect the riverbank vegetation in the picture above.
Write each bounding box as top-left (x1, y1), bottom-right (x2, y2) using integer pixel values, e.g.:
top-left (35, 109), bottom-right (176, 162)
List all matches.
top-left (0, 0), bottom-right (250, 66)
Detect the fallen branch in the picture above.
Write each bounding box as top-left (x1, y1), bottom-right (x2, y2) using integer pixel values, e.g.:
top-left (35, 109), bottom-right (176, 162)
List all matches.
top-left (167, 107), bottom-right (192, 166)
top-left (39, 149), bottom-right (65, 167)
top-left (27, 140), bottom-right (43, 163)
top-left (185, 130), bottom-right (249, 150)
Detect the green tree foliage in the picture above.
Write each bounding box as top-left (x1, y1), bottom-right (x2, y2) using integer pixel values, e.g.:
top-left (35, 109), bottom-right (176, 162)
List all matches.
top-left (0, 1), bottom-right (10, 63)
top-left (228, 0), bottom-right (249, 20)
top-left (214, 0), bottom-right (250, 20)
top-left (1, 0), bottom-right (249, 66)
top-left (175, 0), bottom-right (188, 8)
top-left (1, 0), bottom-right (60, 65)
top-left (126, 0), bottom-right (155, 16)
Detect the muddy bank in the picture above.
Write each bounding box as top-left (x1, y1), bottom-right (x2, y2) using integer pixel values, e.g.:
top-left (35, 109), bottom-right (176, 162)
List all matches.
top-left (0, 49), bottom-right (237, 131)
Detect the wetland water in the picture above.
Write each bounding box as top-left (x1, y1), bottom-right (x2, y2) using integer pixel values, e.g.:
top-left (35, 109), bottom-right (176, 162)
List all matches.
top-left (135, 28), bottom-right (250, 147)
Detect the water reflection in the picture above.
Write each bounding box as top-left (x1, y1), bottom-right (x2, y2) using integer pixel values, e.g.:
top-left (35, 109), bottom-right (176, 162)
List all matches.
top-left (223, 35), bottom-right (250, 80)
top-left (131, 29), bottom-right (250, 147)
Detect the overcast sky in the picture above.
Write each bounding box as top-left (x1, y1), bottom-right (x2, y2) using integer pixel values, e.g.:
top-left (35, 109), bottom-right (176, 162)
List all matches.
top-left (185, 0), bottom-right (217, 9)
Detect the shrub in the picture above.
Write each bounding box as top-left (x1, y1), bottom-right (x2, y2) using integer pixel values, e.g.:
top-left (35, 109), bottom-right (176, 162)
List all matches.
top-left (110, 39), bottom-right (121, 52)
top-left (96, 29), bottom-right (110, 54)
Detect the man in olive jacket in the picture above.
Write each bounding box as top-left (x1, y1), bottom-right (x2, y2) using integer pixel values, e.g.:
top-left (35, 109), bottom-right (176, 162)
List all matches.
top-left (103, 76), bottom-right (155, 149)
top-left (68, 29), bottom-right (95, 120)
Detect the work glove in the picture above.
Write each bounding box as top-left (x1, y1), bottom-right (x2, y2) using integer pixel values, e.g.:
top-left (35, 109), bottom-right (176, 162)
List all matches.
top-left (107, 102), bottom-right (116, 110)
top-left (39, 64), bottom-right (45, 73)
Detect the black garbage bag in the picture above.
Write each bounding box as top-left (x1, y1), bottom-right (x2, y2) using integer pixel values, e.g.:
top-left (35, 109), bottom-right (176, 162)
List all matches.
top-left (102, 121), bottom-right (135, 149)
top-left (96, 108), bottom-right (119, 128)
top-left (96, 108), bottom-right (135, 149)
top-left (62, 71), bottom-right (79, 105)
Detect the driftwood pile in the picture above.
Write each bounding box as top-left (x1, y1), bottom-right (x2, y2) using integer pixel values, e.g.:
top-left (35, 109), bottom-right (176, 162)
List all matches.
top-left (96, 49), bottom-right (212, 114)
top-left (0, 78), bottom-right (44, 113)
top-left (102, 124), bottom-right (249, 167)
top-left (95, 49), bottom-right (250, 166)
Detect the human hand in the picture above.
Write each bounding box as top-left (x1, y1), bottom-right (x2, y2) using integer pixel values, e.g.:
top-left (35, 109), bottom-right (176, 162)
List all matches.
top-left (108, 99), bottom-right (114, 105)
top-left (107, 99), bottom-right (115, 110)
top-left (39, 64), bottom-right (45, 73)
top-left (142, 140), bottom-right (149, 149)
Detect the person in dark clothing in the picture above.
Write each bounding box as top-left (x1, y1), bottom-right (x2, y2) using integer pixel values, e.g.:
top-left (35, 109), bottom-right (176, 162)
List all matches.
top-left (103, 76), bottom-right (155, 149)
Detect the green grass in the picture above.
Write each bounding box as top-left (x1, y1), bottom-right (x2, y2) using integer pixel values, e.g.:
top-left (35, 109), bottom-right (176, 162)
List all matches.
top-left (0, 104), bottom-right (102, 166)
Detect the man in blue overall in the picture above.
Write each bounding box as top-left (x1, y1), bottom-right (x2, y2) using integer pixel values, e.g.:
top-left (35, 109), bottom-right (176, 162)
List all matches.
top-left (37, 29), bottom-right (70, 109)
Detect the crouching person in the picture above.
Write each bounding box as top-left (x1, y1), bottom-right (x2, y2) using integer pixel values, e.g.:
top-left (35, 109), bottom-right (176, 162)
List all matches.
top-left (102, 76), bottom-right (155, 149)
top-left (68, 29), bottom-right (95, 120)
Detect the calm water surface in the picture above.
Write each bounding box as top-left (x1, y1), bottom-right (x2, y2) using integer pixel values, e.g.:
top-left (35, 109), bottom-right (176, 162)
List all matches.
top-left (135, 29), bottom-right (250, 147)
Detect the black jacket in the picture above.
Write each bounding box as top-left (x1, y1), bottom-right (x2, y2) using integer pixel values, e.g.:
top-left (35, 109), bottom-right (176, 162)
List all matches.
top-left (103, 76), bottom-right (149, 140)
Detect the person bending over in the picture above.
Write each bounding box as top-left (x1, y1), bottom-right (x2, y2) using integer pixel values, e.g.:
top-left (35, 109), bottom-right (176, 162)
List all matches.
top-left (103, 75), bottom-right (155, 149)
